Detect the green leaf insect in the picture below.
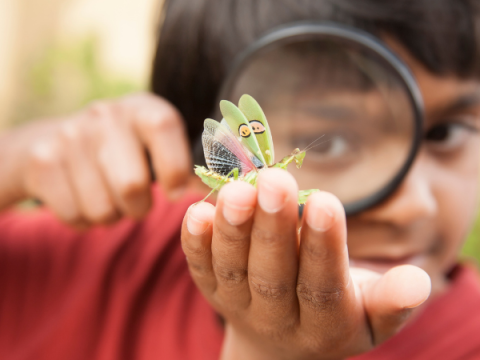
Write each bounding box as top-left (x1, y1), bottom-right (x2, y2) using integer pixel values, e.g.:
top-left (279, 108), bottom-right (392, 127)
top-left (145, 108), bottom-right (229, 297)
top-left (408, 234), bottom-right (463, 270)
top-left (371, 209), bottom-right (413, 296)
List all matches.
top-left (196, 94), bottom-right (320, 204)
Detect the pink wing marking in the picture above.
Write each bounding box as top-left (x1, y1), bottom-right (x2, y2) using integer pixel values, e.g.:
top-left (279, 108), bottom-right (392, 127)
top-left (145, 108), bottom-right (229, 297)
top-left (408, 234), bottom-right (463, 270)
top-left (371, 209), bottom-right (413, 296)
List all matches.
top-left (202, 119), bottom-right (260, 176)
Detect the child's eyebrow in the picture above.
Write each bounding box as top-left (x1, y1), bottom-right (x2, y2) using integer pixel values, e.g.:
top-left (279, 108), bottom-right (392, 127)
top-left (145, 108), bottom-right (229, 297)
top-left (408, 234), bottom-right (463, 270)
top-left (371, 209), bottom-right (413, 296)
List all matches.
top-left (298, 103), bottom-right (356, 121)
top-left (442, 90), bottom-right (480, 114)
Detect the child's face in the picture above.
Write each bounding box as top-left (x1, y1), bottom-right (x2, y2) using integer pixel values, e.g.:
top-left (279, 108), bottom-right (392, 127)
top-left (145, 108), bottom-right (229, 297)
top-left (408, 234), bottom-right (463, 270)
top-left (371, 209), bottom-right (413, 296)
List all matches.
top-left (268, 39), bottom-right (480, 296)
top-left (348, 39), bottom-right (480, 295)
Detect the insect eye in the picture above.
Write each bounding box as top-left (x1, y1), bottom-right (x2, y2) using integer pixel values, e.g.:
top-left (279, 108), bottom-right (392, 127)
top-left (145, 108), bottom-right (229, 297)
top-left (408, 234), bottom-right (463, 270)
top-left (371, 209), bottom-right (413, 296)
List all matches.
top-left (238, 124), bottom-right (251, 138)
top-left (249, 120), bottom-right (266, 134)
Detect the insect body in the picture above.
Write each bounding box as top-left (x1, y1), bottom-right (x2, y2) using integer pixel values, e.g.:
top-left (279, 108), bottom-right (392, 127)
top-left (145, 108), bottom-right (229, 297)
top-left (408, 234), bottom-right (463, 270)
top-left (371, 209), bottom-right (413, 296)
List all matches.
top-left (195, 94), bottom-right (319, 204)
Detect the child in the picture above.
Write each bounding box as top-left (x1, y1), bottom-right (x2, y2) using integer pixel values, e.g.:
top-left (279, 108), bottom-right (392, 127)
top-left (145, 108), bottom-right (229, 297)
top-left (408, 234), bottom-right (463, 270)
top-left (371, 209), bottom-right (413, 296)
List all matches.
top-left (0, 0), bottom-right (479, 359)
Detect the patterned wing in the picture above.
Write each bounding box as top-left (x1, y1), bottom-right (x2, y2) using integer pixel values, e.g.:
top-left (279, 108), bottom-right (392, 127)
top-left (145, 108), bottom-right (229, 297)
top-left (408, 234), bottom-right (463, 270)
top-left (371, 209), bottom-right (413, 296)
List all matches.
top-left (238, 94), bottom-right (275, 165)
top-left (202, 119), bottom-right (264, 177)
top-left (220, 118), bottom-right (235, 134)
top-left (220, 100), bottom-right (267, 165)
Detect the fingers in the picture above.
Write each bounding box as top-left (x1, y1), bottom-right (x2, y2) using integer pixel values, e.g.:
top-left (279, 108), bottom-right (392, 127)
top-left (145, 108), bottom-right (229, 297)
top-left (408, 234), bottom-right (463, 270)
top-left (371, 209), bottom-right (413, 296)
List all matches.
top-left (181, 167), bottom-right (431, 356)
top-left (182, 202), bottom-right (216, 296)
top-left (20, 93), bottom-right (192, 227)
top-left (183, 168), bottom-right (303, 336)
top-left (182, 181), bottom-right (257, 313)
top-left (182, 168), bottom-right (303, 331)
top-left (60, 120), bottom-right (120, 224)
top-left (127, 94), bottom-right (192, 200)
top-left (93, 105), bottom-right (152, 219)
top-left (247, 169), bottom-right (300, 327)
top-left (24, 139), bottom-right (83, 225)
top-left (361, 265), bottom-right (431, 345)
top-left (297, 191), bottom-right (355, 329)
top-left (211, 182), bottom-right (256, 310)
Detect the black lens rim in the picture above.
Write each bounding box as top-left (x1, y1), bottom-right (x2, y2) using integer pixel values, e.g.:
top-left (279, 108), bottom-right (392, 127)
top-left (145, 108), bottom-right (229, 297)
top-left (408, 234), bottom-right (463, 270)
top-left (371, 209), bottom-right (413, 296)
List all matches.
top-left (217, 21), bottom-right (424, 216)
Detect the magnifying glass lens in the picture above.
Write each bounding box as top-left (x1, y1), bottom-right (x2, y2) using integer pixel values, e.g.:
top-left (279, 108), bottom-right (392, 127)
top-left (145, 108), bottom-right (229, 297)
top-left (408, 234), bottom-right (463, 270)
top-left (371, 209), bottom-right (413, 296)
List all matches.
top-left (220, 27), bottom-right (421, 214)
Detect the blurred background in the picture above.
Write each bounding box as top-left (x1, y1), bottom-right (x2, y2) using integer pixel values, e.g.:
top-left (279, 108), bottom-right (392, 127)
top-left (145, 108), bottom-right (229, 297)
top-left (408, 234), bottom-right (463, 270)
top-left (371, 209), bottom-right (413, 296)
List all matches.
top-left (0, 0), bottom-right (159, 129)
top-left (0, 0), bottom-right (478, 266)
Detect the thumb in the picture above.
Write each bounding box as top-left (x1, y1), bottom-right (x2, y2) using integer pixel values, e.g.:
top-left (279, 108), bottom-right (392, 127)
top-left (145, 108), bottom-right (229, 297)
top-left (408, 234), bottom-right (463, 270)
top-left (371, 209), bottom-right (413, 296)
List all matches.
top-left (362, 265), bottom-right (431, 345)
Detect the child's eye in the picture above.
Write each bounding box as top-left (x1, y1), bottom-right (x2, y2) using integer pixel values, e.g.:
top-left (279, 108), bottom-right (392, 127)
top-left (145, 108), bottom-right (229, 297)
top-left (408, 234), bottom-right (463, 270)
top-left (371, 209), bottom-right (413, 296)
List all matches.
top-left (290, 132), bottom-right (361, 170)
top-left (425, 122), bottom-right (479, 152)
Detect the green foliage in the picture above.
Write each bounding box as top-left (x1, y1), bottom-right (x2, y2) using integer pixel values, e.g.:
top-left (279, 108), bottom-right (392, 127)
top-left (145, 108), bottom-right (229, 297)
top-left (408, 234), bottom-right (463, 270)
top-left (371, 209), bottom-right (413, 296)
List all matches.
top-left (12, 34), bottom-right (143, 126)
top-left (462, 213), bottom-right (480, 267)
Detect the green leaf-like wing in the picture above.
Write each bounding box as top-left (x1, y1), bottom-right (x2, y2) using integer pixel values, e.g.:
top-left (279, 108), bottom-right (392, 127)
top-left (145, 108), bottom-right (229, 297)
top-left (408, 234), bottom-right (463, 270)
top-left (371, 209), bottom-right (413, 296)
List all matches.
top-left (220, 100), bottom-right (266, 165)
top-left (238, 94), bottom-right (275, 165)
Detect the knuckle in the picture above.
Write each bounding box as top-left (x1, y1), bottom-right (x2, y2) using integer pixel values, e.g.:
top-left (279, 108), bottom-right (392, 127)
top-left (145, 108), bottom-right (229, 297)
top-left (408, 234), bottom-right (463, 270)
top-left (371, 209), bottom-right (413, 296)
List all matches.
top-left (59, 209), bottom-right (83, 225)
top-left (251, 227), bottom-right (285, 246)
top-left (28, 141), bottom-right (61, 171)
top-left (213, 261), bottom-right (248, 287)
top-left (186, 257), bottom-right (214, 279)
top-left (249, 275), bottom-right (290, 301)
top-left (163, 169), bottom-right (190, 190)
top-left (182, 240), bottom-right (210, 258)
top-left (145, 112), bottom-right (180, 133)
top-left (88, 206), bottom-right (119, 224)
top-left (214, 227), bottom-right (250, 248)
top-left (58, 122), bottom-right (82, 143)
top-left (296, 282), bottom-right (345, 311)
top-left (302, 240), bottom-right (329, 260)
top-left (87, 101), bottom-right (115, 119)
top-left (135, 102), bottom-right (182, 134)
top-left (117, 178), bottom-right (148, 200)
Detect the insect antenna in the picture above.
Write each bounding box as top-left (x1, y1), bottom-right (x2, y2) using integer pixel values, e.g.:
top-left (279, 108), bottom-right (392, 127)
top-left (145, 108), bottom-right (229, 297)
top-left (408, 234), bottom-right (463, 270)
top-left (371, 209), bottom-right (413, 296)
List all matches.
top-left (301, 134), bottom-right (331, 153)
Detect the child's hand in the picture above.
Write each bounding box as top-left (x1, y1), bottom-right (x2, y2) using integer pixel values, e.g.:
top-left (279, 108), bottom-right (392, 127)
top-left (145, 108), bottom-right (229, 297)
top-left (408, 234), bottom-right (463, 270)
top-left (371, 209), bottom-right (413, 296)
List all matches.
top-left (181, 168), bottom-right (431, 360)
top-left (0, 93), bottom-right (192, 226)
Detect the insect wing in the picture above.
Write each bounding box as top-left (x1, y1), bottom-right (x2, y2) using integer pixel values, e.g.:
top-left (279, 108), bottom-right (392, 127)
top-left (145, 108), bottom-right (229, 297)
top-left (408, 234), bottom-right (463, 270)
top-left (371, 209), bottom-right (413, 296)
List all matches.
top-left (238, 94), bottom-right (275, 165)
top-left (202, 119), bottom-right (263, 177)
top-left (219, 100), bottom-right (267, 165)
top-left (220, 118), bottom-right (234, 134)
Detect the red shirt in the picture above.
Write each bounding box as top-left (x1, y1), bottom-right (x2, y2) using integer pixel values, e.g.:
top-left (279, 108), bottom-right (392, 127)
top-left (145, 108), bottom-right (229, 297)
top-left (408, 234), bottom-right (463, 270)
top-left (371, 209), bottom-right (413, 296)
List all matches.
top-left (0, 188), bottom-right (479, 360)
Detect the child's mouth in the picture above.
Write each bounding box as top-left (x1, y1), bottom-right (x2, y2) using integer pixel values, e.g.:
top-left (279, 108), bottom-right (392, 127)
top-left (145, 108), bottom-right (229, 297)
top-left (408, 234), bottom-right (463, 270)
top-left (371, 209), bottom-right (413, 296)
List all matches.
top-left (349, 253), bottom-right (425, 274)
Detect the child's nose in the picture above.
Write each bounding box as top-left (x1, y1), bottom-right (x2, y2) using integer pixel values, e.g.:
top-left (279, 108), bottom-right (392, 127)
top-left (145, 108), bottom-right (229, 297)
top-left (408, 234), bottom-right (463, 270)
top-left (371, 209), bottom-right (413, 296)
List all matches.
top-left (357, 154), bottom-right (437, 226)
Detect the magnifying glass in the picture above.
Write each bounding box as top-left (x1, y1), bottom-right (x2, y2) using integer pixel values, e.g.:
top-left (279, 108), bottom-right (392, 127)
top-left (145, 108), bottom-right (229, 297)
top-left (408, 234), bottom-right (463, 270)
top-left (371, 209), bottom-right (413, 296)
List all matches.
top-left (215, 22), bottom-right (424, 216)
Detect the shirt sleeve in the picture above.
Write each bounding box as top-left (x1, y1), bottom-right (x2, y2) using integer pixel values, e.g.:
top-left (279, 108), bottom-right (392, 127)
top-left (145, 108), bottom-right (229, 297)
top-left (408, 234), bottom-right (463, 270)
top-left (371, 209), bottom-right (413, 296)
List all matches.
top-left (0, 188), bottom-right (223, 360)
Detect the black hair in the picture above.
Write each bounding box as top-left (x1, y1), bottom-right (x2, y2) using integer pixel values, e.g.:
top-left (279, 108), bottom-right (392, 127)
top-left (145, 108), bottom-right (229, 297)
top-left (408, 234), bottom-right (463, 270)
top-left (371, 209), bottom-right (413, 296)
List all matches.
top-left (151, 0), bottom-right (480, 144)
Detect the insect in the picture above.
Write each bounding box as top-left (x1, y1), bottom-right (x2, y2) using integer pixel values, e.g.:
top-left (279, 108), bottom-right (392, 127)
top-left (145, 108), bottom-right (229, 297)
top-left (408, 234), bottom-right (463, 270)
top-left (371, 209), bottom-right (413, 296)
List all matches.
top-left (195, 94), bottom-right (320, 204)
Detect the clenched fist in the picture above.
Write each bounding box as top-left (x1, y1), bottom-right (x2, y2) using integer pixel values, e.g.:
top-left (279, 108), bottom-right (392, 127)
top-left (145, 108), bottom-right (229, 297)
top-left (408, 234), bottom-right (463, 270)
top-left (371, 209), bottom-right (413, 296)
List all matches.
top-left (0, 93), bottom-right (193, 227)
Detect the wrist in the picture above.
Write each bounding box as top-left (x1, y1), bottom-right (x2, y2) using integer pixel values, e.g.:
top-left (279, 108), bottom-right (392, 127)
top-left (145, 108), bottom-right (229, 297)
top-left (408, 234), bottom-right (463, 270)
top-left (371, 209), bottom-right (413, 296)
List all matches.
top-left (221, 324), bottom-right (346, 360)
top-left (220, 324), bottom-right (274, 360)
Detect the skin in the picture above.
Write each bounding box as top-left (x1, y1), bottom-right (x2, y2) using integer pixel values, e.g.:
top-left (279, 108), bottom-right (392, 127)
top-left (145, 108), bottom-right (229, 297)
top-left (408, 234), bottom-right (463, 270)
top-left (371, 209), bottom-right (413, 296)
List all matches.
top-left (0, 39), bottom-right (479, 358)
top-left (0, 93), bottom-right (193, 227)
top-left (182, 40), bottom-right (480, 359)
top-left (270, 90), bottom-right (411, 203)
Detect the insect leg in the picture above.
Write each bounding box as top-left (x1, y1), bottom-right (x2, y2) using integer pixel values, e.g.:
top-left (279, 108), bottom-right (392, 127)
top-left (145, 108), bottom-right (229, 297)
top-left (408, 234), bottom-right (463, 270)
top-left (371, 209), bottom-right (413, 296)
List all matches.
top-left (196, 168), bottom-right (239, 204)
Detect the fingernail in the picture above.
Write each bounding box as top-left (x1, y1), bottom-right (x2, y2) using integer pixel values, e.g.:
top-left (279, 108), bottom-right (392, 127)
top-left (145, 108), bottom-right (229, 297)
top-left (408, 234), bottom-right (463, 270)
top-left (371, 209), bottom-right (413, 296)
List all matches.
top-left (306, 204), bottom-right (334, 231)
top-left (258, 182), bottom-right (287, 213)
top-left (223, 202), bottom-right (254, 226)
top-left (187, 210), bottom-right (209, 235)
